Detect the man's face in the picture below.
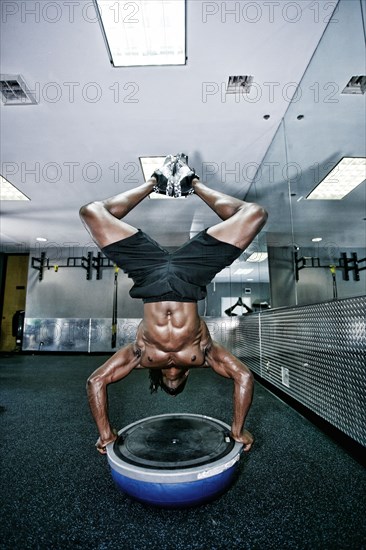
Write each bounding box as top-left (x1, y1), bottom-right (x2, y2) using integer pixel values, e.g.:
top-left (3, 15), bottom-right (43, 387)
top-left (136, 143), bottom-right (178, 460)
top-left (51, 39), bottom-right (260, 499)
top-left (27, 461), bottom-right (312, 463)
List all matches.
top-left (161, 367), bottom-right (190, 392)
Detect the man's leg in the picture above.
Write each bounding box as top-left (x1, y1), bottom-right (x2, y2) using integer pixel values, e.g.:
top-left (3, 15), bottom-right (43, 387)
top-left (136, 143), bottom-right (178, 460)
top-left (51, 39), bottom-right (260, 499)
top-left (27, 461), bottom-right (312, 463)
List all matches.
top-left (80, 179), bottom-right (156, 249)
top-left (192, 179), bottom-right (267, 250)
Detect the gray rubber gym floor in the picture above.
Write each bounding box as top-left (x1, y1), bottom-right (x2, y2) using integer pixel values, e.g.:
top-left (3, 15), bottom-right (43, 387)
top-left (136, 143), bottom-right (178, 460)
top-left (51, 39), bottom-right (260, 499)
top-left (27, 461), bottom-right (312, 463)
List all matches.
top-left (1, 354), bottom-right (365, 550)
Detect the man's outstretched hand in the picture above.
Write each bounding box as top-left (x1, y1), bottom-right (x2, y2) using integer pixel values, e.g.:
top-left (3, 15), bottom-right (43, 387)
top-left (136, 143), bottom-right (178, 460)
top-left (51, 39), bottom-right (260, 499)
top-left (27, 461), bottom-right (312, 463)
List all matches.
top-left (95, 433), bottom-right (117, 455)
top-left (231, 429), bottom-right (254, 452)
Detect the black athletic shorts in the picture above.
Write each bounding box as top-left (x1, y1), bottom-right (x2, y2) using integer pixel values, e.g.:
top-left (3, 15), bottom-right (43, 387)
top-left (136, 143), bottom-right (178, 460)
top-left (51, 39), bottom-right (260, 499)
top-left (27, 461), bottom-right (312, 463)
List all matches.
top-left (102, 229), bottom-right (243, 303)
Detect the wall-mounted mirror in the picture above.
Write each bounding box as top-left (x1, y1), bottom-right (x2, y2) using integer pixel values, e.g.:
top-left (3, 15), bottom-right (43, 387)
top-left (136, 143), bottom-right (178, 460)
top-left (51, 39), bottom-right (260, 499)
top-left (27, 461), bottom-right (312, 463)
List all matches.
top-left (244, 0), bottom-right (365, 308)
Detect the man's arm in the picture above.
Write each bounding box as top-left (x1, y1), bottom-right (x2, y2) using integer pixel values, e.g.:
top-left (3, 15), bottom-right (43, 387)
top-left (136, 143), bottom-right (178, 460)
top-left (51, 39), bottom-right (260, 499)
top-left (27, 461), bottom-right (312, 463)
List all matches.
top-left (205, 341), bottom-right (254, 451)
top-left (86, 343), bottom-right (141, 454)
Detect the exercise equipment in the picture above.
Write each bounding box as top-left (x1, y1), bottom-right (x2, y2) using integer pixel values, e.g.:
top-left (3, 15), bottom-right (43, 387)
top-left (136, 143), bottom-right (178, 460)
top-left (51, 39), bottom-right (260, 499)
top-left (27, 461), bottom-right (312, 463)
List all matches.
top-left (329, 264), bottom-right (338, 299)
top-left (106, 413), bottom-right (243, 508)
top-left (224, 297), bottom-right (253, 317)
top-left (111, 266), bottom-right (119, 348)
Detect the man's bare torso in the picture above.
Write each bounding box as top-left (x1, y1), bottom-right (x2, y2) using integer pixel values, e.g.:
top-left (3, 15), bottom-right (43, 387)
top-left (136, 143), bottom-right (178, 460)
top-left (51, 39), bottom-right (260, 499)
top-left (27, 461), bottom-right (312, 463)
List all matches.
top-left (135, 302), bottom-right (211, 369)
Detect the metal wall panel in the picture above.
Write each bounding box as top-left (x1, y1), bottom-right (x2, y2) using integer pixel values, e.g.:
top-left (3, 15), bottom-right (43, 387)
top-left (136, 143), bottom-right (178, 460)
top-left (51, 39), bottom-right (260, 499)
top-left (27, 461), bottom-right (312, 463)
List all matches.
top-left (23, 317), bottom-right (238, 352)
top-left (23, 318), bottom-right (142, 352)
top-left (23, 318), bottom-right (90, 352)
top-left (230, 314), bottom-right (261, 373)
top-left (234, 296), bottom-right (366, 447)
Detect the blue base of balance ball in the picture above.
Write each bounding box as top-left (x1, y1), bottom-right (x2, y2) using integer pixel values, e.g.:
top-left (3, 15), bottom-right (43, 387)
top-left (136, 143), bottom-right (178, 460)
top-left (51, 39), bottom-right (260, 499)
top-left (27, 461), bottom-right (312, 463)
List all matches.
top-left (110, 463), bottom-right (238, 508)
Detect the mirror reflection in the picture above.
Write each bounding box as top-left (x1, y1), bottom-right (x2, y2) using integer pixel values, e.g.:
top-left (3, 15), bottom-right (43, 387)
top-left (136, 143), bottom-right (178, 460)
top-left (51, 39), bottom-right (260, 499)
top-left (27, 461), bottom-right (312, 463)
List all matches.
top-left (217, 0), bottom-right (365, 311)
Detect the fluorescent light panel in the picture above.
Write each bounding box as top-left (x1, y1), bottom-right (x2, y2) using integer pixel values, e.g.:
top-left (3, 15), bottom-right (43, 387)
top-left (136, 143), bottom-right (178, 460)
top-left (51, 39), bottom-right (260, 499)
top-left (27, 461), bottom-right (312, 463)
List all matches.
top-left (140, 156), bottom-right (186, 199)
top-left (95, 0), bottom-right (186, 67)
top-left (140, 156), bottom-right (165, 181)
top-left (307, 157), bottom-right (366, 200)
top-left (0, 175), bottom-right (30, 200)
top-left (149, 192), bottom-right (186, 200)
top-left (234, 268), bottom-right (254, 276)
top-left (246, 252), bottom-right (268, 262)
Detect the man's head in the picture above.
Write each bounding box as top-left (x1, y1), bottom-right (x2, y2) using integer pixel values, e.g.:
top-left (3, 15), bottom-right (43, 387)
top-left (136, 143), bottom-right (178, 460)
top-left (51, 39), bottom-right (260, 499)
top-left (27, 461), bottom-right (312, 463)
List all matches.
top-left (149, 367), bottom-right (189, 396)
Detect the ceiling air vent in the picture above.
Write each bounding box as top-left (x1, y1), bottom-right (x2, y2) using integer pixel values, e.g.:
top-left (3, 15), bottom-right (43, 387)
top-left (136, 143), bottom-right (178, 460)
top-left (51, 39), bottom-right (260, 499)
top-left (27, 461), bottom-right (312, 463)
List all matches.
top-left (341, 75), bottom-right (366, 95)
top-left (0, 75), bottom-right (37, 105)
top-left (226, 75), bottom-right (253, 94)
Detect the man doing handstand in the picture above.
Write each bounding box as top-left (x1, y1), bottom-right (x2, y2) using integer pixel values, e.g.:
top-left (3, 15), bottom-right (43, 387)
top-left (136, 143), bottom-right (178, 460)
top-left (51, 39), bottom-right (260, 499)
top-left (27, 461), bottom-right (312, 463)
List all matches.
top-left (80, 155), bottom-right (267, 454)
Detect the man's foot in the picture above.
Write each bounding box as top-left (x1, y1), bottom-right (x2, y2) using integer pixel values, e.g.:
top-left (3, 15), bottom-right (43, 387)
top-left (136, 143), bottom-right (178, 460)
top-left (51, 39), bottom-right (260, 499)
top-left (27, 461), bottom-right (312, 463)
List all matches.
top-left (151, 154), bottom-right (199, 197)
top-left (151, 155), bottom-right (177, 196)
top-left (174, 153), bottom-right (199, 197)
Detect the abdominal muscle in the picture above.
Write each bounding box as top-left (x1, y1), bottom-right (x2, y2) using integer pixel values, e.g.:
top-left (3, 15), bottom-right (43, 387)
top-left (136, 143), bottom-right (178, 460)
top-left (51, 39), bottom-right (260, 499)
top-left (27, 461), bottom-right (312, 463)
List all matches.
top-left (136, 302), bottom-right (210, 368)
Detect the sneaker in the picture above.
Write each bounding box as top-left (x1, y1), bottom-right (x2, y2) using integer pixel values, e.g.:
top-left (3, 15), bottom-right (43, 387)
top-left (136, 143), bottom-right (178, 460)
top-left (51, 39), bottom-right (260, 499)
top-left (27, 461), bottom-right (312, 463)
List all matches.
top-left (173, 153), bottom-right (199, 197)
top-left (151, 155), bottom-right (177, 196)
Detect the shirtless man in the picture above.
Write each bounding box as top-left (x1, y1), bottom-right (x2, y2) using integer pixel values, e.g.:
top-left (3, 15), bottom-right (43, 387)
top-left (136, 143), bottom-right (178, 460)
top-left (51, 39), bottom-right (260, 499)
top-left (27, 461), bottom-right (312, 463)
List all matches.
top-left (80, 155), bottom-right (267, 454)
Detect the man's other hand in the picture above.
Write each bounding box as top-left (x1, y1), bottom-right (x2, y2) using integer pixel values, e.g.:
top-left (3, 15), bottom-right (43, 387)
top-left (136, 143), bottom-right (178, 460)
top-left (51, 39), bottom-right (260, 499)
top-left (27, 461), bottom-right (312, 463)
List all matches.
top-left (231, 429), bottom-right (254, 452)
top-left (95, 433), bottom-right (117, 455)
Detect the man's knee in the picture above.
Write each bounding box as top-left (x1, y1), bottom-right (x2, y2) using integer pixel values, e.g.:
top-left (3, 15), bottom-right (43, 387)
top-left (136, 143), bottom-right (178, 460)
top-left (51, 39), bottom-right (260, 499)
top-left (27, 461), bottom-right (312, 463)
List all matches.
top-left (253, 204), bottom-right (268, 226)
top-left (241, 203), bottom-right (268, 227)
top-left (79, 201), bottom-right (104, 222)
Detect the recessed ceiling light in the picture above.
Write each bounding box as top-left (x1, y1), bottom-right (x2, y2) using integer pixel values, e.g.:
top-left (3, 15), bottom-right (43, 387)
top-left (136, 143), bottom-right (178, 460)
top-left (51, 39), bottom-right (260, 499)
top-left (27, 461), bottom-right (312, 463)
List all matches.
top-left (94, 0), bottom-right (186, 67)
top-left (246, 278), bottom-right (254, 281)
top-left (307, 157), bottom-right (366, 200)
top-left (36, 237), bottom-right (48, 242)
top-left (246, 252), bottom-right (268, 262)
top-left (312, 237), bottom-right (322, 242)
top-left (0, 175), bottom-right (30, 200)
top-left (140, 156), bottom-right (166, 182)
